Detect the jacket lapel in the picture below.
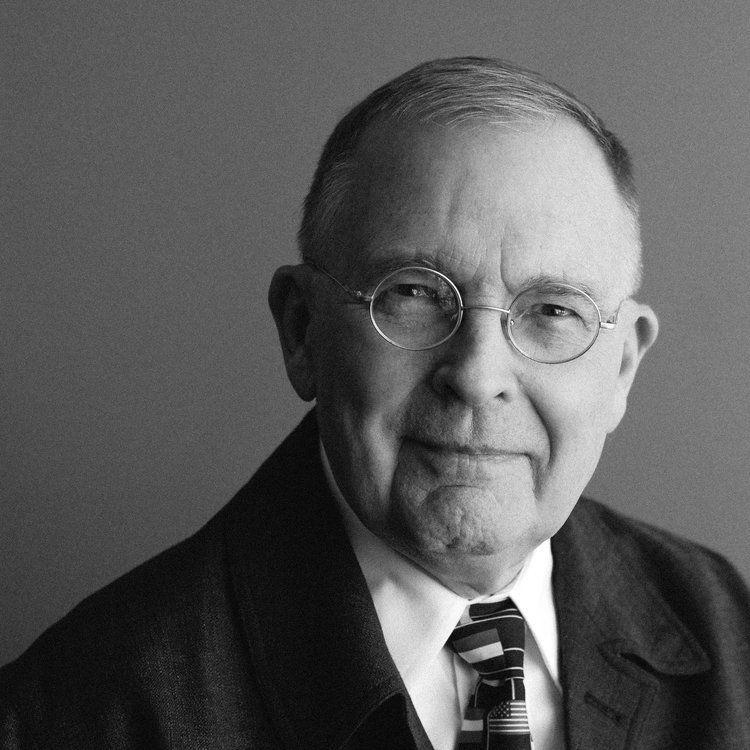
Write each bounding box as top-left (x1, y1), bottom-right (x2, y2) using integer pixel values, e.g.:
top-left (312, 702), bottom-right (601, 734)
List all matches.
top-left (552, 499), bottom-right (710, 750)
top-left (221, 411), bottom-right (430, 750)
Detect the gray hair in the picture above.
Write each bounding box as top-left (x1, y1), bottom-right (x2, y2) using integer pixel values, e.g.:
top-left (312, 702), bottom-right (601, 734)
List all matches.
top-left (299, 57), bottom-right (642, 291)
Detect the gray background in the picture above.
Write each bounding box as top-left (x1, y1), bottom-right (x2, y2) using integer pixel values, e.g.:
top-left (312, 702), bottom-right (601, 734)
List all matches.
top-left (2, 1), bottom-right (749, 666)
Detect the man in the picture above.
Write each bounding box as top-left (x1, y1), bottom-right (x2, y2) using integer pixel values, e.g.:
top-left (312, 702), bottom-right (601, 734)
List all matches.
top-left (2, 57), bottom-right (749, 749)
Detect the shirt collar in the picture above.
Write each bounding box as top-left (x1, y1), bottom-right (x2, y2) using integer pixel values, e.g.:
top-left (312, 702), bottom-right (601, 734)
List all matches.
top-left (320, 443), bottom-right (559, 689)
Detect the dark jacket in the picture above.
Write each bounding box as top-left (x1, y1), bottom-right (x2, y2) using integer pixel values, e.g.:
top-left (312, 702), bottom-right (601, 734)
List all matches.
top-left (2, 412), bottom-right (750, 749)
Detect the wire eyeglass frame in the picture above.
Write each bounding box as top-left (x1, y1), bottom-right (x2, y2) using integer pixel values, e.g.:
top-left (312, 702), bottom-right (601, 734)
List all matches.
top-left (305, 260), bottom-right (622, 364)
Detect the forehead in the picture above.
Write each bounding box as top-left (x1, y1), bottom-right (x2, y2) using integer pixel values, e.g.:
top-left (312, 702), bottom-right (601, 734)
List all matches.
top-left (340, 117), bottom-right (638, 301)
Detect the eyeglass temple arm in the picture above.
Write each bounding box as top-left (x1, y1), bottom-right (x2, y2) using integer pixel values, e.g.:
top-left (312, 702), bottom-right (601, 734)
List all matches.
top-left (305, 261), bottom-right (373, 303)
top-left (600, 305), bottom-right (623, 329)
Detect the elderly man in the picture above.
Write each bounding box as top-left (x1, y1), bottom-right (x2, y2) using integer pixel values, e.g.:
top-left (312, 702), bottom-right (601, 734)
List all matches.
top-left (2, 58), bottom-right (749, 749)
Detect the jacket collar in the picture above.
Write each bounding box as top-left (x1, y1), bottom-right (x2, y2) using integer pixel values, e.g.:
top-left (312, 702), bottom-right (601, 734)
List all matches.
top-left (222, 411), bottom-right (429, 750)
top-left (552, 498), bottom-right (710, 749)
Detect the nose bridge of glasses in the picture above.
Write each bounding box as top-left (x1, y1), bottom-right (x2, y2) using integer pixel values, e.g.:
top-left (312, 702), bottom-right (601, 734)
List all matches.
top-left (454, 304), bottom-right (515, 352)
top-left (460, 303), bottom-right (511, 316)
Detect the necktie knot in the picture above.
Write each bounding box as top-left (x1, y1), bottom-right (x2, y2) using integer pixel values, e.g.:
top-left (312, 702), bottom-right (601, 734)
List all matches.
top-left (449, 598), bottom-right (525, 679)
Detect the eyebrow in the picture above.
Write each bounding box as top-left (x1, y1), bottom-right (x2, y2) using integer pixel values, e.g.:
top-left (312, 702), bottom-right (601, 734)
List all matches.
top-left (354, 253), bottom-right (442, 285)
top-left (354, 255), bottom-right (606, 304)
top-left (514, 273), bottom-right (603, 303)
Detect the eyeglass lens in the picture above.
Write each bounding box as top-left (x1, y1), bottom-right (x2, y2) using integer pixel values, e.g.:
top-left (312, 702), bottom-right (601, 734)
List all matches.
top-left (369, 267), bottom-right (601, 363)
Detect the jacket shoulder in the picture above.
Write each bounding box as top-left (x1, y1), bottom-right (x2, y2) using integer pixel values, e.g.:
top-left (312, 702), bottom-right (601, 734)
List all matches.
top-left (0, 508), bottom-right (259, 747)
top-left (0, 414), bottom-right (323, 748)
top-left (555, 498), bottom-right (750, 748)
top-left (568, 497), bottom-right (750, 650)
top-left (3, 514), bottom-right (202, 685)
top-left (575, 497), bottom-right (748, 591)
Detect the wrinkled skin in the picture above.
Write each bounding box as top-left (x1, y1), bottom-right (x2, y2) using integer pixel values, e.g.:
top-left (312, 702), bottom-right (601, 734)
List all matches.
top-left (270, 117), bottom-right (657, 597)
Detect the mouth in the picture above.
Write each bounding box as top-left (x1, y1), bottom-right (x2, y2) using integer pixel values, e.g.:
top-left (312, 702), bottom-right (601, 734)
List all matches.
top-left (406, 437), bottom-right (524, 460)
top-left (402, 437), bottom-right (532, 487)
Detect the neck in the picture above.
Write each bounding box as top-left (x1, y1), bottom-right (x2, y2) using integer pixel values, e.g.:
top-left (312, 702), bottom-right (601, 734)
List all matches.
top-left (406, 553), bottom-right (527, 599)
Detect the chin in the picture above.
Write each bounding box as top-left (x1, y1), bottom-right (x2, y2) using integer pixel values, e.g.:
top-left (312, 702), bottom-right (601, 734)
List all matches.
top-left (391, 525), bottom-right (533, 593)
top-left (419, 547), bottom-right (527, 597)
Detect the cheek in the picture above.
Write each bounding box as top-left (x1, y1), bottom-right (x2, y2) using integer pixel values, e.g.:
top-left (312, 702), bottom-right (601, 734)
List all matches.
top-left (533, 357), bottom-right (621, 478)
top-left (310, 312), bottom-right (412, 408)
top-left (315, 342), bottom-right (422, 425)
top-left (310, 319), bottom-right (434, 514)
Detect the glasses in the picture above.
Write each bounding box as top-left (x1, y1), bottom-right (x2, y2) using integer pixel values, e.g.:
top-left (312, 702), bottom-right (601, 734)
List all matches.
top-left (307, 261), bottom-right (622, 364)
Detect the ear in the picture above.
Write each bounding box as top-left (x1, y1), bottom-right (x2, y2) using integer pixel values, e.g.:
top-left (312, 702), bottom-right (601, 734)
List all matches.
top-left (605, 301), bottom-right (659, 433)
top-left (268, 264), bottom-right (317, 401)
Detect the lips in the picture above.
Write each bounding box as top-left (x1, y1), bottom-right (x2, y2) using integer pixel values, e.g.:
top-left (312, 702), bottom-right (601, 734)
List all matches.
top-left (403, 438), bottom-right (531, 486)
top-left (406, 435), bottom-right (525, 459)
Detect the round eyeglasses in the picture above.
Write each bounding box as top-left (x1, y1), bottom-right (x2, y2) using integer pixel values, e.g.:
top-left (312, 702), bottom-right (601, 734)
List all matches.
top-left (307, 261), bottom-right (621, 364)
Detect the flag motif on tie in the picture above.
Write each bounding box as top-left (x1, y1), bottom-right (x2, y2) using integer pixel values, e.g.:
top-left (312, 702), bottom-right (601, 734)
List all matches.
top-left (488, 699), bottom-right (529, 733)
top-left (449, 598), bottom-right (532, 750)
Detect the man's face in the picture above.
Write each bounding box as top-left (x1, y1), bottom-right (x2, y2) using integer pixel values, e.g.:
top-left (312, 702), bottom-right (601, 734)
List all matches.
top-left (294, 117), bottom-right (653, 596)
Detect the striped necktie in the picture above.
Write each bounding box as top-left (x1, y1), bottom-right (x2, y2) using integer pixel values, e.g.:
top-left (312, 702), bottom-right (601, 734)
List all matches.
top-left (448, 598), bottom-right (532, 750)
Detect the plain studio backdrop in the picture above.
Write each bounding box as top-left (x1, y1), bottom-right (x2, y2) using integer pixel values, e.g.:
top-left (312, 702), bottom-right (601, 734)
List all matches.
top-left (2, 1), bottom-right (749, 666)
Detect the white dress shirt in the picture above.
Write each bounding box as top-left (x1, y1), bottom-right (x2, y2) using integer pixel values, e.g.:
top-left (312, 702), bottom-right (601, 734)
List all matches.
top-left (321, 446), bottom-right (565, 750)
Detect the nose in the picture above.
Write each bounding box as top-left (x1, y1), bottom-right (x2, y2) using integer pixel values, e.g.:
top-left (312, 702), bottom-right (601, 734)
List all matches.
top-left (431, 307), bottom-right (521, 405)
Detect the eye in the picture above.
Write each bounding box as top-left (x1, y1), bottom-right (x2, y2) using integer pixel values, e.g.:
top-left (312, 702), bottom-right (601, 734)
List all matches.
top-left (392, 283), bottom-right (440, 299)
top-left (381, 280), bottom-right (456, 311)
top-left (531, 303), bottom-right (580, 319)
top-left (371, 267), bottom-right (461, 325)
top-left (510, 285), bottom-right (596, 329)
